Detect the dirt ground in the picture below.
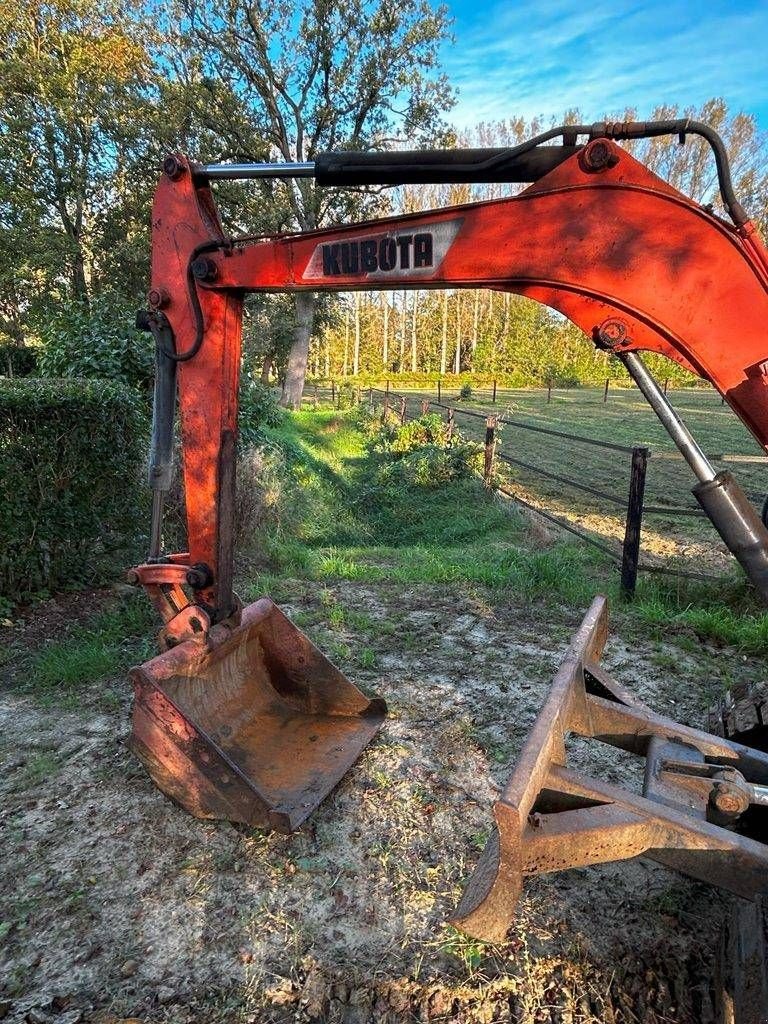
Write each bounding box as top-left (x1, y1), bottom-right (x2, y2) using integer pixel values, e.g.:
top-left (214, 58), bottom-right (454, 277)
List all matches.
top-left (1, 573), bottom-right (745, 1024)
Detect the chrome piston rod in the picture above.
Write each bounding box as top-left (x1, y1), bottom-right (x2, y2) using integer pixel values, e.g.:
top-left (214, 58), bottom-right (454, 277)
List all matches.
top-left (618, 351), bottom-right (716, 482)
top-left (618, 350), bottom-right (768, 603)
top-left (200, 162), bottom-right (316, 180)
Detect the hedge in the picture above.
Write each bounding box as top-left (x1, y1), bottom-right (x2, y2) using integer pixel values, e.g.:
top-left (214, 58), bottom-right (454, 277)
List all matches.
top-left (307, 366), bottom-right (711, 391)
top-left (0, 378), bottom-right (148, 605)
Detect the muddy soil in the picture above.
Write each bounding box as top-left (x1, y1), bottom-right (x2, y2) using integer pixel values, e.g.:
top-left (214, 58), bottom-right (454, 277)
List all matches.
top-left (0, 582), bottom-right (741, 1023)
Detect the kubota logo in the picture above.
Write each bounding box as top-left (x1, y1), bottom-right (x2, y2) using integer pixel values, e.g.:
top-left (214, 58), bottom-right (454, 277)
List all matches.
top-left (302, 218), bottom-right (463, 281)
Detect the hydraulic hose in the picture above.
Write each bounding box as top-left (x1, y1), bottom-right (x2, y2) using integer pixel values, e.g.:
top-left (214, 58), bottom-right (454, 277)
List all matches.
top-left (199, 120), bottom-right (748, 227)
top-left (591, 119), bottom-right (748, 227)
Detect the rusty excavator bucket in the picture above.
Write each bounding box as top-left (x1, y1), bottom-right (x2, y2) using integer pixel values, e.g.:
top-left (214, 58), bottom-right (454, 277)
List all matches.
top-left (127, 315), bottom-right (385, 832)
top-left (129, 598), bottom-right (386, 832)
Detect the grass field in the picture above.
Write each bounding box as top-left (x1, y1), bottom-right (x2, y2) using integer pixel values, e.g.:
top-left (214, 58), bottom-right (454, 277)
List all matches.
top-left (2, 406), bottom-right (767, 1023)
top-left (351, 384), bottom-right (768, 579)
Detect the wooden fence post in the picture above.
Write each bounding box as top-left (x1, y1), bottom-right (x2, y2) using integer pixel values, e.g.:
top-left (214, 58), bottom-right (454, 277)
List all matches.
top-left (603, 378), bottom-right (609, 403)
top-left (313, 383), bottom-right (318, 409)
top-left (421, 400), bottom-right (430, 415)
top-left (492, 378), bottom-right (497, 404)
top-left (663, 378), bottom-right (669, 395)
top-left (484, 415), bottom-right (497, 487)
top-left (446, 406), bottom-right (454, 441)
top-left (382, 390), bottom-right (390, 422)
top-left (547, 382), bottom-right (552, 403)
top-left (399, 395), bottom-right (407, 424)
top-left (331, 380), bottom-right (336, 405)
top-left (621, 446), bottom-right (649, 597)
top-left (437, 378), bottom-right (442, 403)
top-left (368, 386), bottom-right (373, 410)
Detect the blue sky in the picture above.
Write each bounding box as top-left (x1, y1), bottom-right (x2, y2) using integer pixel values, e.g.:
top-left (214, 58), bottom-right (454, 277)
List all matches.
top-left (441, 0), bottom-right (768, 130)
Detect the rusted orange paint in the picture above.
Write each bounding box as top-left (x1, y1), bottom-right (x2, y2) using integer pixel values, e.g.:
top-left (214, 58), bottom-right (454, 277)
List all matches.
top-left (149, 144), bottom-right (768, 618)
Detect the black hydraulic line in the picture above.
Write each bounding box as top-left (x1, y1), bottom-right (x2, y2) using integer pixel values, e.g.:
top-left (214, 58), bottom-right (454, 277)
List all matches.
top-left (172, 239), bottom-right (233, 362)
top-left (594, 119), bottom-right (748, 227)
top-left (199, 119), bottom-right (749, 227)
top-left (314, 146), bottom-right (582, 185)
top-left (146, 239), bottom-right (232, 363)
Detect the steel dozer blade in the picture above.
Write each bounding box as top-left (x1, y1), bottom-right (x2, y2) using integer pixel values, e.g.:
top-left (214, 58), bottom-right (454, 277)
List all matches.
top-left (128, 597), bottom-right (386, 832)
top-left (451, 595), bottom-right (768, 943)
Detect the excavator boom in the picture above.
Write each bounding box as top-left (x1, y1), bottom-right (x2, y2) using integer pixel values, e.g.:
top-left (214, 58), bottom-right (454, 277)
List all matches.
top-left (146, 134), bottom-right (768, 626)
top-left (127, 123), bottom-right (768, 933)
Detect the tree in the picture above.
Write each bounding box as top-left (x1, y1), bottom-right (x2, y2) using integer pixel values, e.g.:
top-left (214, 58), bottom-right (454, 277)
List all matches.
top-left (0, 0), bottom-right (279, 353)
top-left (242, 295), bottom-right (296, 384)
top-left (180, 0), bottom-right (455, 407)
top-left (0, 0), bottom-right (156, 335)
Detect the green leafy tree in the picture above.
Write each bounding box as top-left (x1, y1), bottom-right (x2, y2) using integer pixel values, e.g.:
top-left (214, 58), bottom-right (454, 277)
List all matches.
top-left (0, 0), bottom-right (156, 324)
top-left (179, 0), bottom-right (455, 408)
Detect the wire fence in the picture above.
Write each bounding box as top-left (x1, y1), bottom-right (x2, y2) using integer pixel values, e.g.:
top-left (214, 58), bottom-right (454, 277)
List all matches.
top-left (370, 385), bottom-right (765, 593)
top-left (303, 379), bottom-right (767, 592)
top-left (310, 373), bottom-right (730, 409)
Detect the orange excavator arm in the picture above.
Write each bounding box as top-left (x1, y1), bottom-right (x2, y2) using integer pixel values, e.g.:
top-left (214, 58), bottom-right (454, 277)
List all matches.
top-left (138, 128), bottom-right (768, 632)
top-left (126, 124), bottom-right (768, 928)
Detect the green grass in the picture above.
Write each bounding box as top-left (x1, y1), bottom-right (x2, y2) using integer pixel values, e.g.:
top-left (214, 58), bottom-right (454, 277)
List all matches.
top-left (399, 386), bottom-right (767, 543)
top-left (255, 406), bottom-right (768, 651)
top-left (14, 751), bottom-right (61, 787)
top-left (630, 580), bottom-right (768, 653)
top-left (25, 595), bottom-right (154, 704)
top-left (257, 409), bottom-right (605, 601)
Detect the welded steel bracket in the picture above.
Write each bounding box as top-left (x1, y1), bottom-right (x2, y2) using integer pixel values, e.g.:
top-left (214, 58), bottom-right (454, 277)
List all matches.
top-left (451, 596), bottom-right (768, 942)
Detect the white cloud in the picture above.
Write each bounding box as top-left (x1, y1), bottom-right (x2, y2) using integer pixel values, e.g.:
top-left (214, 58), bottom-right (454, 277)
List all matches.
top-left (442, 0), bottom-right (768, 128)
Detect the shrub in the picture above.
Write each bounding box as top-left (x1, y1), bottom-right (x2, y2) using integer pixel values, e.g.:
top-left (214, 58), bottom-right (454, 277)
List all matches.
top-left (353, 402), bottom-right (397, 439)
top-left (459, 382), bottom-right (473, 400)
top-left (37, 295), bottom-right (153, 390)
top-left (367, 412), bottom-right (483, 489)
top-left (239, 377), bottom-right (283, 448)
top-left (376, 442), bottom-right (481, 489)
top-left (0, 378), bottom-right (148, 604)
top-left (235, 443), bottom-right (289, 550)
top-left (376, 412), bottom-right (452, 455)
top-left (0, 344), bottom-right (38, 377)
top-left (336, 381), bottom-right (357, 410)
